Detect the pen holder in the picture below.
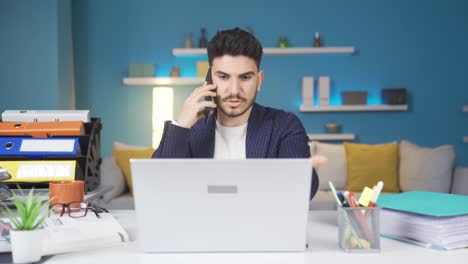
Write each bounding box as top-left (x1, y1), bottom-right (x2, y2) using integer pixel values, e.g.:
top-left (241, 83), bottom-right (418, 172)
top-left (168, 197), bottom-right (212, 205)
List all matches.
top-left (338, 206), bottom-right (381, 253)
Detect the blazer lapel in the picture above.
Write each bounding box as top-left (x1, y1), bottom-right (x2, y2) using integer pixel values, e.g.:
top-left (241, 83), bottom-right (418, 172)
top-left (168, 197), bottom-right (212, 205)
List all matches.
top-left (246, 104), bottom-right (272, 158)
top-left (203, 110), bottom-right (216, 158)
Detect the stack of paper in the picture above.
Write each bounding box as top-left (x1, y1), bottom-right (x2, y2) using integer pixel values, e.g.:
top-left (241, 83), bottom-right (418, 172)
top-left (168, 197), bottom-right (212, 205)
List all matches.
top-left (377, 191), bottom-right (468, 250)
top-left (380, 209), bottom-right (468, 249)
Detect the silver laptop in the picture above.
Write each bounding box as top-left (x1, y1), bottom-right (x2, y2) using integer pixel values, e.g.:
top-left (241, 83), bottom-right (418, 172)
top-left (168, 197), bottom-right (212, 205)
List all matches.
top-left (130, 159), bottom-right (312, 253)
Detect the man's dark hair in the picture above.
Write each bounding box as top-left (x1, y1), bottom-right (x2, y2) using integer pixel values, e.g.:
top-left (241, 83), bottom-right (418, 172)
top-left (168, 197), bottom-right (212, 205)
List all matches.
top-left (207, 27), bottom-right (263, 69)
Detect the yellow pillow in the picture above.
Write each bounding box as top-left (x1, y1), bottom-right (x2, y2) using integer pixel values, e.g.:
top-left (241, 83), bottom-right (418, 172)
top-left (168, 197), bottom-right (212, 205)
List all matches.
top-left (344, 142), bottom-right (400, 193)
top-left (113, 143), bottom-right (155, 194)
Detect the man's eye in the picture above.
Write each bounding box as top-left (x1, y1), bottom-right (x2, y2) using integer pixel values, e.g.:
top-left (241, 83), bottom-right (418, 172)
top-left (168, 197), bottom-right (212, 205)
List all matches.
top-left (241, 75), bottom-right (253, 81)
top-left (218, 75), bottom-right (228, 80)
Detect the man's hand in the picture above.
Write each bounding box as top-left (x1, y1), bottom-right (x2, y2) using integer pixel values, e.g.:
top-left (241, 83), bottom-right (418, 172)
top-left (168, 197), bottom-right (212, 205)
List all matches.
top-left (175, 82), bottom-right (217, 128)
top-left (311, 155), bottom-right (328, 168)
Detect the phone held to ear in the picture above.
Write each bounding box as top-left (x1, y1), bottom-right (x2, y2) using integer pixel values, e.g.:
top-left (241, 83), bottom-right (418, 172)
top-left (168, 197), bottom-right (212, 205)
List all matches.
top-left (204, 68), bottom-right (215, 118)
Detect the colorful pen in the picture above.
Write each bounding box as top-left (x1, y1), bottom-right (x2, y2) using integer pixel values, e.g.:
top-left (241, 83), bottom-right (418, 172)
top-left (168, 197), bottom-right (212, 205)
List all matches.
top-left (328, 181), bottom-right (342, 207)
top-left (337, 192), bottom-right (349, 207)
top-left (368, 181), bottom-right (384, 207)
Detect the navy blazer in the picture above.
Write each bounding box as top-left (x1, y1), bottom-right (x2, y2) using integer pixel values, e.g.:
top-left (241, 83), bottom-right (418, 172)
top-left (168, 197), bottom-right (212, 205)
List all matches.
top-left (153, 103), bottom-right (319, 200)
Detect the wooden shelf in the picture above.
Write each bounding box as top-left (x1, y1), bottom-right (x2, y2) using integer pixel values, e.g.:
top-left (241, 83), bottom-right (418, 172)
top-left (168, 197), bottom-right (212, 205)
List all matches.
top-left (308, 133), bottom-right (355, 141)
top-left (463, 106), bottom-right (468, 112)
top-left (123, 77), bottom-right (204, 87)
top-left (173, 47), bottom-right (355, 56)
top-left (263, 47), bottom-right (355, 55)
top-left (464, 137), bottom-right (468, 143)
top-left (299, 105), bottom-right (408, 112)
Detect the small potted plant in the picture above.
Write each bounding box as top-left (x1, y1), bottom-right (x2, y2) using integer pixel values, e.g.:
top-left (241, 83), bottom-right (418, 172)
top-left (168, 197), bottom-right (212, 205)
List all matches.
top-left (1, 186), bottom-right (50, 264)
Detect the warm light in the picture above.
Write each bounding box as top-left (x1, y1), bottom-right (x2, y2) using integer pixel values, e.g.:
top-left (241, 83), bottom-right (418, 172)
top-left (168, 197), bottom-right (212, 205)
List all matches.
top-left (152, 87), bottom-right (174, 149)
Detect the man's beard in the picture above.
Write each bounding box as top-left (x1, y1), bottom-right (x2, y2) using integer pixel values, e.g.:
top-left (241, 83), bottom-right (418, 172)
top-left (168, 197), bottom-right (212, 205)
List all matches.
top-left (215, 93), bottom-right (257, 118)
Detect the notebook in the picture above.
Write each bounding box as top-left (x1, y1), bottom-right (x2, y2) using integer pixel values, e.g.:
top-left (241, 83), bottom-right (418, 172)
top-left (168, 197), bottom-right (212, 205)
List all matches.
top-left (130, 159), bottom-right (313, 253)
top-left (377, 191), bottom-right (468, 217)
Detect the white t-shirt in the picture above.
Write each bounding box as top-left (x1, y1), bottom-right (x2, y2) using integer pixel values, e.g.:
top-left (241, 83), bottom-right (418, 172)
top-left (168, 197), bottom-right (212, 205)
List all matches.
top-left (213, 121), bottom-right (247, 159)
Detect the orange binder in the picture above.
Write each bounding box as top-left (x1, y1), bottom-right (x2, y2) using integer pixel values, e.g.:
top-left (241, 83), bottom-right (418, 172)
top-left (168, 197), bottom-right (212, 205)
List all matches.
top-left (0, 121), bottom-right (84, 138)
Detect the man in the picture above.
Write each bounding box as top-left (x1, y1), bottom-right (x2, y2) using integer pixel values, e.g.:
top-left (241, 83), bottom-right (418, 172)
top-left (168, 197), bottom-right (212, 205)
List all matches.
top-left (153, 27), bottom-right (320, 199)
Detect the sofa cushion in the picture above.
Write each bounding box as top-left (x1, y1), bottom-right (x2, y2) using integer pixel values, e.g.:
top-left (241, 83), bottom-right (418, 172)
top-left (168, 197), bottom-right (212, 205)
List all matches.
top-left (399, 140), bottom-right (455, 193)
top-left (314, 142), bottom-right (347, 191)
top-left (113, 141), bottom-right (154, 194)
top-left (309, 190), bottom-right (339, 210)
top-left (344, 142), bottom-right (400, 193)
top-left (100, 157), bottom-right (126, 203)
top-left (451, 167), bottom-right (468, 195)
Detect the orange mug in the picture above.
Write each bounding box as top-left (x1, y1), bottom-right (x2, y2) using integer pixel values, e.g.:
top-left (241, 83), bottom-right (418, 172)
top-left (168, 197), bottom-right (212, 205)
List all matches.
top-left (49, 180), bottom-right (84, 205)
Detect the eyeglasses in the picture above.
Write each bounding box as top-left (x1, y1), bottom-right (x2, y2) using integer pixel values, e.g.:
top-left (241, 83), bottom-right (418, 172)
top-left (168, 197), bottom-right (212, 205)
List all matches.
top-left (49, 202), bottom-right (109, 218)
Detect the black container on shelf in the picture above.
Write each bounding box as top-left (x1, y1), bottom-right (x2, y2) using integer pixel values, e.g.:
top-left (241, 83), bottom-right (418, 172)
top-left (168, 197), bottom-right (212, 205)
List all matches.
top-left (0, 118), bottom-right (102, 193)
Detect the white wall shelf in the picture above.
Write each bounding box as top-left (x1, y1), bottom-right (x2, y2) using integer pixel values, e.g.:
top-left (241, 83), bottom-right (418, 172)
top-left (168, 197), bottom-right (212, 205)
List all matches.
top-left (463, 105), bottom-right (468, 112)
top-left (299, 104), bottom-right (408, 112)
top-left (308, 133), bottom-right (355, 141)
top-left (173, 47), bottom-right (355, 56)
top-left (123, 77), bottom-right (204, 87)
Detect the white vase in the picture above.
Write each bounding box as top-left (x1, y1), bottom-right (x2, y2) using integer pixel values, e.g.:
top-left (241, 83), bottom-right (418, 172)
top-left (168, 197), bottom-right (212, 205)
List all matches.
top-left (10, 228), bottom-right (45, 264)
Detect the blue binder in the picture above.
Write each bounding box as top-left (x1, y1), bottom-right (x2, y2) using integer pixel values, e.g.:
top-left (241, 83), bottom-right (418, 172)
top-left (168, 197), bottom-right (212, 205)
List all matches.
top-left (0, 137), bottom-right (79, 157)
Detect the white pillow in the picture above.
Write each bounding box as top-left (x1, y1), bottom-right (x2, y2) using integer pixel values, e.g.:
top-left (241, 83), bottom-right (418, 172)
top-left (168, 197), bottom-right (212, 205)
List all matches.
top-left (399, 140), bottom-right (455, 193)
top-left (100, 157), bottom-right (126, 203)
top-left (308, 141), bottom-right (317, 156)
top-left (314, 142), bottom-right (347, 191)
top-left (451, 167), bottom-right (468, 195)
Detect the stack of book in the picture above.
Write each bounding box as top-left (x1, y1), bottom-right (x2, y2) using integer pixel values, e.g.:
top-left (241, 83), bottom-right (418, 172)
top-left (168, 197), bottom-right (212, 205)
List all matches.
top-left (1, 213), bottom-right (129, 254)
top-left (377, 191), bottom-right (468, 250)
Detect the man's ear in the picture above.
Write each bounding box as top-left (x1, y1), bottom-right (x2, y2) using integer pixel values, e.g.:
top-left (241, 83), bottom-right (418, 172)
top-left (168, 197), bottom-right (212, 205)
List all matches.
top-left (257, 70), bottom-right (264, 92)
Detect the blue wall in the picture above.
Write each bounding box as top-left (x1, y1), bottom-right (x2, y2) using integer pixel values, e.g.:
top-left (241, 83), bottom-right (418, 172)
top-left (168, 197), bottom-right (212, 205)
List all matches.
top-left (42, 0), bottom-right (468, 164)
top-left (0, 0), bottom-right (73, 110)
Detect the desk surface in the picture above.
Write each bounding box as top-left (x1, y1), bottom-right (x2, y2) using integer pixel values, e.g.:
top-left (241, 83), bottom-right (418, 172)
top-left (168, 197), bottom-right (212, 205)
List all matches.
top-left (43, 210), bottom-right (468, 263)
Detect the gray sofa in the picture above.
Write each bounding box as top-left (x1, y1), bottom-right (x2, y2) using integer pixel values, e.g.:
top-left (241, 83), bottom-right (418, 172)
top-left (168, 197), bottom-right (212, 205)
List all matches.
top-left (100, 140), bottom-right (468, 210)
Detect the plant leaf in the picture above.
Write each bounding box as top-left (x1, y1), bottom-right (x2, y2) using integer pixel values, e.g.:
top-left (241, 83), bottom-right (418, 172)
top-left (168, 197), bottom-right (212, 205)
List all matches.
top-left (12, 198), bottom-right (27, 229)
top-left (25, 188), bottom-right (33, 213)
top-left (24, 201), bottom-right (42, 229)
top-left (31, 215), bottom-right (47, 230)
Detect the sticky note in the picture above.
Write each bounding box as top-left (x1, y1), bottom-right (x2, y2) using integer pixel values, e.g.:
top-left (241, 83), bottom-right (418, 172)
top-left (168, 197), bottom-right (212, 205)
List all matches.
top-left (359, 187), bottom-right (374, 206)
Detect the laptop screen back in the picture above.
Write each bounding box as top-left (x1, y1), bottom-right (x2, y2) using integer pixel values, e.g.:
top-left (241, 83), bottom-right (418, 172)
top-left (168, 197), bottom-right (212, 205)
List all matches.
top-left (131, 159), bottom-right (312, 252)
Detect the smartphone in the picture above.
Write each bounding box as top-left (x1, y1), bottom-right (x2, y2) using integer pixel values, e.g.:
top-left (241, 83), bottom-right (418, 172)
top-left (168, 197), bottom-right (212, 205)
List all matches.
top-left (204, 68), bottom-right (215, 118)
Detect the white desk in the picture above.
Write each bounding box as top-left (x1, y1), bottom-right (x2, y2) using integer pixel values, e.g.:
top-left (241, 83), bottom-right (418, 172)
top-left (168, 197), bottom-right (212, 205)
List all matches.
top-left (45, 210), bottom-right (467, 264)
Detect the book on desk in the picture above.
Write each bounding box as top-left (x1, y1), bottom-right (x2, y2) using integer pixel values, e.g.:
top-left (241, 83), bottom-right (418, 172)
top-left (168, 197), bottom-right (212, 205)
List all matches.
top-left (377, 191), bottom-right (468, 250)
top-left (0, 213), bottom-right (129, 255)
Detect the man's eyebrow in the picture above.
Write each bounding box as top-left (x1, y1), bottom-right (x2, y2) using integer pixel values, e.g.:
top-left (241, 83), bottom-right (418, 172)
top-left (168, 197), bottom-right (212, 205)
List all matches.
top-left (215, 71), bottom-right (256, 76)
top-left (239, 71), bottom-right (255, 77)
top-left (215, 70), bottom-right (230, 76)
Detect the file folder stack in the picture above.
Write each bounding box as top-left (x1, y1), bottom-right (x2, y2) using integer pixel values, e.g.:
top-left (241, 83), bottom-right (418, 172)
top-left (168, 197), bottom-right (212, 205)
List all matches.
top-left (377, 191), bottom-right (468, 250)
top-left (0, 110), bottom-right (101, 192)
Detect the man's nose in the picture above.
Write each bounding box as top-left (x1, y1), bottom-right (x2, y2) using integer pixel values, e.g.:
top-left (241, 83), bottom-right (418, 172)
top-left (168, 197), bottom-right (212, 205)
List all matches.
top-left (229, 78), bottom-right (240, 95)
